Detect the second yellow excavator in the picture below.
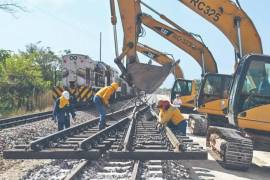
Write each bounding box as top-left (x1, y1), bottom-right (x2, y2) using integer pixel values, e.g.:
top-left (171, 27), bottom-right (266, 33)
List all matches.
top-left (136, 43), bottom-right (184, 79)
top-left (138, 1), bottom-right (218, 112)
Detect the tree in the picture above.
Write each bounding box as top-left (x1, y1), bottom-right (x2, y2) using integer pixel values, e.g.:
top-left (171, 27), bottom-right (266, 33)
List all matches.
top-left (0, 44), bottom-right (66, 115)
top-left (1, 54), bottom-right (50, 111)
top-left (64, 49), bottom-right (72, 55)
top-left (22, 43), bottom-right (61, 87)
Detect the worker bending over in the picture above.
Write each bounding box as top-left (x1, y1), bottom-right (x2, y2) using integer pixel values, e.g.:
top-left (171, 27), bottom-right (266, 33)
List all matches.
top-left (53, 91), bottom-right (76, 131)
top-left (93, 82), bottom-right (120, 130)
top-left (157, 100), bottom-right (187, 135)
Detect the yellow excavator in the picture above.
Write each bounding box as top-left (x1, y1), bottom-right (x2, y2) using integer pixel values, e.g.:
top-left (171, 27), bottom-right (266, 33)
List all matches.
top-left (138, 2), bottom-right (219, 112)
top-left (175, 0), bottom-right (269, 170)
top-left (178, 0), bottom-right (263, 137)
top-left (171, 78), bottom-right (197, 112)
top-left (189, 73), bottom-right (233, 135)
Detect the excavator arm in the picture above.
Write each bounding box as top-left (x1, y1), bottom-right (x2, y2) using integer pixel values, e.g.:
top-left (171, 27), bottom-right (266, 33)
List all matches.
top-left (177, 0), bottom-right (263, 59)
top-left (139, 13), bottom-right (218, 74)
top-left (116, 0), bottom-right (140, 63)
top-left (110, 0), bottom-right (174, 93)
top-left (137, 43), bottom-right (184, 79)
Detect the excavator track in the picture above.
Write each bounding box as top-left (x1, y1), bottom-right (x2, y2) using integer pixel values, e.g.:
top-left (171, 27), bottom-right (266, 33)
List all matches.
top-left (206, 126), bottom-right (253, 170)
top-left (189, 114), bottom-right (208, 136)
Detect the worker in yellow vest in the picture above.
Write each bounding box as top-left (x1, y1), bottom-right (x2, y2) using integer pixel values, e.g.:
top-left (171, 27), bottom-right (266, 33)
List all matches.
top-left (93, 82), bottom-right (120, 130)
top-left (157, 100), bottom-right (187, 135)
top-left (53, 91), bottom-right (76, 131)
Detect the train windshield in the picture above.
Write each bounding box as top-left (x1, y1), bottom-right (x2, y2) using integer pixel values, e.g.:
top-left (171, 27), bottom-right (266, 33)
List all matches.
top-left (239, 60), bottom-right (270, 111)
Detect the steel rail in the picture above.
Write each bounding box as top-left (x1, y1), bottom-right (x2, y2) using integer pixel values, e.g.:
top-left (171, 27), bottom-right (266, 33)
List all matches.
top-left (130, 160), bottom-right (141, 180)
top-left (63, 160), bottom-right (89, 180)
top-left (0, 111), bottom-right (52, 129)
top-left (30, 106), bottom-right (135, 151)
top-left (79, 117), bottom-right (131, 150)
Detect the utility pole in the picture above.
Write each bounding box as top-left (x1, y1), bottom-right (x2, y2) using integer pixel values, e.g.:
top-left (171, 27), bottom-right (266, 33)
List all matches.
top-left (99, 32), bottom-right (102, 62)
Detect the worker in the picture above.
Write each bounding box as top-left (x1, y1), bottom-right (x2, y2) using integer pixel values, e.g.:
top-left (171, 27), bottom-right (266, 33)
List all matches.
top-left (157, 100), bottom-right (187, 135)
top-left (173, 94), bottom-right (182, 107)
top-left (258, 72), bottom-right (270, 96)
top-left (93, 82), bottom-right (120, 130)
top-left (53, 91), bottom-right (76, 131)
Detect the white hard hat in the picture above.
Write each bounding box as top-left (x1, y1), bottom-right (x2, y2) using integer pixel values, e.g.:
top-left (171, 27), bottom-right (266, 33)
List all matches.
top-left (62, 91), bottom-right (70, 100)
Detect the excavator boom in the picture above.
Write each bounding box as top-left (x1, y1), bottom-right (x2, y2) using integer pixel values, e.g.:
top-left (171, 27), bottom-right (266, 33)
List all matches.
top-left (139, 13), bottom-right (218, 74)
top-left (178, 0), bottom-right (263, 58)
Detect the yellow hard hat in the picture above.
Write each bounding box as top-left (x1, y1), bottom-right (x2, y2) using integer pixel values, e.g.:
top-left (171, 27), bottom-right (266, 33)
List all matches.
top-left (111, 82), bottom-right (119, 90)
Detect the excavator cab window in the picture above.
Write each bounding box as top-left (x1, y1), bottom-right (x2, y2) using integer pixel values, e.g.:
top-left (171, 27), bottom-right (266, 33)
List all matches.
top-left (171, 79), bottom-right (192, 102)
top-left (198, 74), bottom-right (232, 107)
top-left (239, 60), bottom-right (270, 112)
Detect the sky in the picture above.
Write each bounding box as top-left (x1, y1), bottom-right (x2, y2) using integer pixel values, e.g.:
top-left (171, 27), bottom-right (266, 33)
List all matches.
top-left (0, 0), bottom-right (269, 88)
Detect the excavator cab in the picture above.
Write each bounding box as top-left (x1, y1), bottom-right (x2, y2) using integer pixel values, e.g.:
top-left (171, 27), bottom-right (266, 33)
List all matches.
top-left (170, 79), bottom-right (196, 112)
top-left (228, 54), bottom-right (270, 132)
top-left (197, 73), bottom-right (232, 116)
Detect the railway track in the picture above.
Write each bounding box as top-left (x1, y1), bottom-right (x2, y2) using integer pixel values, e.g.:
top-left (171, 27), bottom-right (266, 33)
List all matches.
top-left (0, 98), bottom-right (135, 130)
top-left (3, 104), bottom-right (140, 159)
top-left (63, 159), bottom-right (195, 180)
top-left (4, 102), bottom-right (207, 179)
top-left (0, 111), bottom-right (52, 129)
top-left (109, 106), bottom-right (207, 160)
top-left (56, 106), bottom-right (206, 180)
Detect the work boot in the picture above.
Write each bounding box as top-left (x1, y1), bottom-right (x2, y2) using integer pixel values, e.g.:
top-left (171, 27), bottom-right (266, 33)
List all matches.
top-left (99, 123), bottom-right (109, 130)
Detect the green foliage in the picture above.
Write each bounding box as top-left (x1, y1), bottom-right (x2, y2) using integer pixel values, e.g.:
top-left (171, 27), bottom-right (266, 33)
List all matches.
top-left (0, 43), bottom-right (64, 116)
top-left (21, 43), bottom-right (62, 85)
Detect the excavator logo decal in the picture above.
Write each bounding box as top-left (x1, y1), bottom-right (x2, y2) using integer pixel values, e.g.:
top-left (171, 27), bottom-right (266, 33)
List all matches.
top-left (188, 0), bottom-right (222, 22)
top-left (154, 26), bottom-right (197, 50)
top-left (154, 26), bottom-right (173, 36)
top-left (142, 51), bottom-right (158, 59)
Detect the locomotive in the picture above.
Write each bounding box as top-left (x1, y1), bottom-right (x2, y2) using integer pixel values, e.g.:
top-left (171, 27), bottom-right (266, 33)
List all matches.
top-left (52, 54), bottom-right (133, 105)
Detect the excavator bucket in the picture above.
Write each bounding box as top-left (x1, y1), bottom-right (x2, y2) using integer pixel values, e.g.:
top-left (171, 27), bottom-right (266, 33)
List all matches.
top-left (127, 63), bottom-right (173, 94)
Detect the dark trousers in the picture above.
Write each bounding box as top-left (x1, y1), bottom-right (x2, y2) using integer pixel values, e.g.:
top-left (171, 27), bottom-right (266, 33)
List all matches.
top-left (93, 95), bottom-right (106, 130)
top-left (167, 120), bottom-right (187, 136)
top-left (57, 116), bottom-right (70, 131)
